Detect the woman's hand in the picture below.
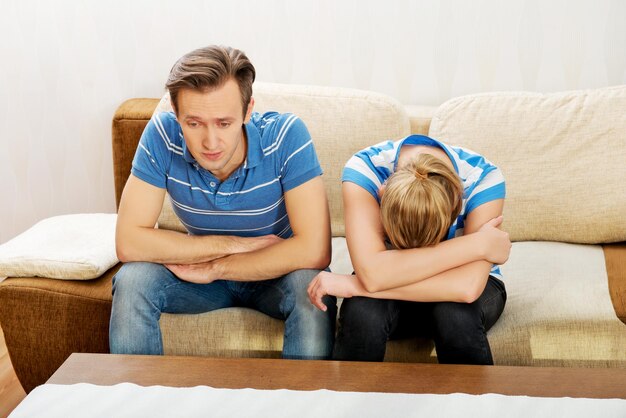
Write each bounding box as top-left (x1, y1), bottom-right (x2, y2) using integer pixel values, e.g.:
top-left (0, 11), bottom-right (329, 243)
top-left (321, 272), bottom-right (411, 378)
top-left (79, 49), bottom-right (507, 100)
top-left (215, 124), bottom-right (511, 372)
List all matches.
top-left (478, 216), bottom-right (511, 265)
top-left (307, 271), bottom-right (366, 311)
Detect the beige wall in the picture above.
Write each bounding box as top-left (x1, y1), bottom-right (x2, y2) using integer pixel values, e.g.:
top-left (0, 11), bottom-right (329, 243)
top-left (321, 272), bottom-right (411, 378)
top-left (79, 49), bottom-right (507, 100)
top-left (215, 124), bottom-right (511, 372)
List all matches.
top-left (0, 0), bottom-right (625, 243)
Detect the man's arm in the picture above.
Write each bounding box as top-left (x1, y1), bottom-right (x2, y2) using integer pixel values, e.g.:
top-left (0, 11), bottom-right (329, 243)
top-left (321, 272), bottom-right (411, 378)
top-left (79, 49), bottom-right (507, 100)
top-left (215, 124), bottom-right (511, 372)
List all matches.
top-left (167, 176), bottom-right (331, 282)
top-left (115, 175), bottom-right (279, 264)
top-left (343, 182), bottom-right (509, 293)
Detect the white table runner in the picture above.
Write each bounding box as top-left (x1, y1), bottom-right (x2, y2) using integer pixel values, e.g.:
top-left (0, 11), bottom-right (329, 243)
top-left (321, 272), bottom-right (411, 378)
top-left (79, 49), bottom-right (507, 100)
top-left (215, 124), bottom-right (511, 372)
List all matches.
top-left (10, 383), bottom-right (626, 418)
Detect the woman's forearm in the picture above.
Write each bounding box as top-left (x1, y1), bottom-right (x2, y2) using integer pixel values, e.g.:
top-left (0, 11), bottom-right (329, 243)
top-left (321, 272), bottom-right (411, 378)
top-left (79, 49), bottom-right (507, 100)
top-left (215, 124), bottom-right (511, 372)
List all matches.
top-left (354, 232), bottom-right (487, 293)
top-left (356, 260), bottom-right (493, 303)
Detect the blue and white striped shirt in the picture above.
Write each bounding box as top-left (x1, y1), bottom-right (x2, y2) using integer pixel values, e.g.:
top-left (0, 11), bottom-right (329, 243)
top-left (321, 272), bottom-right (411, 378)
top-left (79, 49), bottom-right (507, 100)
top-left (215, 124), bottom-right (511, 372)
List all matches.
top-left (342, 135), bottom-right (506, 279)
top-left (131, 111), bottom-right (322, 238)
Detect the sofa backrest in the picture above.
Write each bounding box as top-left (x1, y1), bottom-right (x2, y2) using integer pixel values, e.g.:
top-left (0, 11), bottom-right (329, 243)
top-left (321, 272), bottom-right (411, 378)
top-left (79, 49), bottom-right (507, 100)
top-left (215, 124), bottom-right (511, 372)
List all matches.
top-left (428, 85), bottom-right (626, 244)
top-left (152, 82), bottom-right (411, 237)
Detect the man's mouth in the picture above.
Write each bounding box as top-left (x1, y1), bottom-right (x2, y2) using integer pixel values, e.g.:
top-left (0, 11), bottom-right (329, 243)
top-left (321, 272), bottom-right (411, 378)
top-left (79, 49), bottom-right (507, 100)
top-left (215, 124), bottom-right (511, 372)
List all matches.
top-left (203, 151), bottom-right (222, 161)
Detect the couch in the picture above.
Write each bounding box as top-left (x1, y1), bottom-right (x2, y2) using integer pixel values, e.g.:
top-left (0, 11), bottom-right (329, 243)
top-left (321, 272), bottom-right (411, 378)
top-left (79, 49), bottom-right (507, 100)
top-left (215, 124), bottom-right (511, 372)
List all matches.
top-left (1, 83), bottom-right (625, 393)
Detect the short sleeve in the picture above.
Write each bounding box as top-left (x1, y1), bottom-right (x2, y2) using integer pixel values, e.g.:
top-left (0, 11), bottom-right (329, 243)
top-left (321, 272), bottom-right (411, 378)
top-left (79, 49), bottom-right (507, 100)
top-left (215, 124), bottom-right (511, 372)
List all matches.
top-left (465, 166), bottom-right (506, 214)
top-left (342, 155), bottom-right (383, 203)
top-left (130, 112), bottom-right (178, 189)
top-left (277, 115), bottom-right (323, 192)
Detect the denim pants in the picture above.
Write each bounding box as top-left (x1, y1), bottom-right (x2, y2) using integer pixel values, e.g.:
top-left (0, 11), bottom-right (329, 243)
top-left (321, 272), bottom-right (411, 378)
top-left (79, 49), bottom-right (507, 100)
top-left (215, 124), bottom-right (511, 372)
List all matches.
top-left (109, 262), bottom-right (337, 359)
top-left (333, 276), bottom-right (507, 365)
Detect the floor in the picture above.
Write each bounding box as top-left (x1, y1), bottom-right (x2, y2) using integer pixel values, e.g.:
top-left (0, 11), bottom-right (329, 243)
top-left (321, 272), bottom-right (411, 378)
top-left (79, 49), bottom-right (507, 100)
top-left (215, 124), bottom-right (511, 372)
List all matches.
top-left (0, 324), bottom-right (26, 418)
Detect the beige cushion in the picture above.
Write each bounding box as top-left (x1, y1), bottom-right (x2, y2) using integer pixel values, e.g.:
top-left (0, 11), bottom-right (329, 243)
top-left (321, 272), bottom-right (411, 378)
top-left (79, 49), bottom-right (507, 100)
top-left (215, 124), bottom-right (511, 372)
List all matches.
top-left (491, 241), bottom-right (626, 367)
top-left (0, 214), bottom-right (118, 280)
top-left (153, 82), bottom-right (411, 237)
top-left (428, 85), bottom-right (626, 243)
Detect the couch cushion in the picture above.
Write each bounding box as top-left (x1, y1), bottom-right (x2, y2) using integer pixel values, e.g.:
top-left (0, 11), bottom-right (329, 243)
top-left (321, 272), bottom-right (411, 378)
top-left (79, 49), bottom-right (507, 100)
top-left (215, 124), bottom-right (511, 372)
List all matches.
top-left (153, 83), bottom-right (411, 237)
top-left (428, 85), bottom-right (626, 244)
top-left (491, 241), bottom-right (626, 367)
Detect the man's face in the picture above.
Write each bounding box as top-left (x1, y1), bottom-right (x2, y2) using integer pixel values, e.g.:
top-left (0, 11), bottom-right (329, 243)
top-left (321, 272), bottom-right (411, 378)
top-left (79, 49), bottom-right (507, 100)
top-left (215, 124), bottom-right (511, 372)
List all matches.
top-left (175, 78), bottom-right (253, 181)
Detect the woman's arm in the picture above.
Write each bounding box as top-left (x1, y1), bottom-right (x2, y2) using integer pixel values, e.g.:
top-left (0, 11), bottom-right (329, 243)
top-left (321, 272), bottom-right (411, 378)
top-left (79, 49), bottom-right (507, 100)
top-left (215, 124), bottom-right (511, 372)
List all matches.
top-left (308, 260), bottom-right (489, 311)
top-left (308, 202), bottom-right (509, 310)
top-left (343, 182), bottom-right (509, 293)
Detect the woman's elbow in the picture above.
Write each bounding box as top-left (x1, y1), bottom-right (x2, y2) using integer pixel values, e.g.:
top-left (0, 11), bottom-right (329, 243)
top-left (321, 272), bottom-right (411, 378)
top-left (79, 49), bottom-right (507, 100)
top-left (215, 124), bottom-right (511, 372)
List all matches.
top-left (354, 267), bottom-right (383, 293)
top-left (458, 280), bottom-right (487, 304)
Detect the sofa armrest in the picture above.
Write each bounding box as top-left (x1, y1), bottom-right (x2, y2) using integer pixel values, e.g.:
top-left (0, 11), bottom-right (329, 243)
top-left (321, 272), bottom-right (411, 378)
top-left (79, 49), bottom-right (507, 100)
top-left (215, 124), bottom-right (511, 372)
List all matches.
top-left (605, 243), bottom-right (626, 324)
top-left (112, 98), bottom-right (160, 209)
top-left (0, 265), bottom-right (118, 392)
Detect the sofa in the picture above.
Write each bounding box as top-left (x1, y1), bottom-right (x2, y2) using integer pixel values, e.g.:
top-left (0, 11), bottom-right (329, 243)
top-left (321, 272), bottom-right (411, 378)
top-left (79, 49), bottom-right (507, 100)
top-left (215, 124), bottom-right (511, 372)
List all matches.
top-left (1, 82), bottom-right (625, 393)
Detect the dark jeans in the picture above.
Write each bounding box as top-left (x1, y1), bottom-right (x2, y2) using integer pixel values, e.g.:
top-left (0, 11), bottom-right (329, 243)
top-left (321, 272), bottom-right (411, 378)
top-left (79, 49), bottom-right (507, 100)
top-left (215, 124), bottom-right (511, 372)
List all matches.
top-left (333, 276), bottom-right (506, 365)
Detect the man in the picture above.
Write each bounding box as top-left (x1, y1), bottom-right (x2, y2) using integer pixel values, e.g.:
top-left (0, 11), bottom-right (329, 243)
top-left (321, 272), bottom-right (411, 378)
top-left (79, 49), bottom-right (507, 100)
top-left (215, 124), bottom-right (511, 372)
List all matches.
top-left (110, 45), bottom-right (336, 359)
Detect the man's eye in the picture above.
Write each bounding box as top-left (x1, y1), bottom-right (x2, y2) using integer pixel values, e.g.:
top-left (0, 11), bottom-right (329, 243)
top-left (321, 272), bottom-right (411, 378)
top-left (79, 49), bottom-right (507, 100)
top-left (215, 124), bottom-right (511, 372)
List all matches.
top-left (187, 121), bottom-right (199, 128)
top-left (220, 122), bottom-right (231, 128)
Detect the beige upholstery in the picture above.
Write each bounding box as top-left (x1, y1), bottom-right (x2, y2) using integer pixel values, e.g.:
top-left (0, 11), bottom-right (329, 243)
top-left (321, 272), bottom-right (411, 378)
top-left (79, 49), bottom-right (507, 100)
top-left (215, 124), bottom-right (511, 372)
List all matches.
top-left (428, 86), bottom-right (626, 244)
top-left (492, 242), bottom-right (626, 366)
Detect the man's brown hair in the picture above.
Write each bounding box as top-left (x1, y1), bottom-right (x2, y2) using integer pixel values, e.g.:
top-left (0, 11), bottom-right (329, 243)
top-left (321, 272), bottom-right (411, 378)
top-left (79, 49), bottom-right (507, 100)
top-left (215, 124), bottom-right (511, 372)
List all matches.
top-left (165, 45), bottom-right (255, 117)
top-left (380, 154), bottom-right (464, 249)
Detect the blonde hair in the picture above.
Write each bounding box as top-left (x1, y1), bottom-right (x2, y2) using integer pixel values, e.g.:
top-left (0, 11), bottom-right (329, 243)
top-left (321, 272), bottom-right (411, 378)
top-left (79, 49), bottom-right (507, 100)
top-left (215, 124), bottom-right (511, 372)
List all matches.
top-left (380, 154), bottom-right (463, 249)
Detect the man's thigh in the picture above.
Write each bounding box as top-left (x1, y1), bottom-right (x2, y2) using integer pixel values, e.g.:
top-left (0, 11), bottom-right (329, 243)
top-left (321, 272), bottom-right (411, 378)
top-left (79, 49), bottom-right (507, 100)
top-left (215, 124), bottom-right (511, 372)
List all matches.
top-left (236, 269), bottom-right (321, 319)
top-left (113, 261), bottom-right (236, 314)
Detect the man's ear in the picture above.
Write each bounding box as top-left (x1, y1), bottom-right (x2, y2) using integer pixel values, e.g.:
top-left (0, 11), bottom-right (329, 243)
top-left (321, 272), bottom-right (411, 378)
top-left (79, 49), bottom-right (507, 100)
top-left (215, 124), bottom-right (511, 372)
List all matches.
top-left (244, 97), bottom-right (255, 124)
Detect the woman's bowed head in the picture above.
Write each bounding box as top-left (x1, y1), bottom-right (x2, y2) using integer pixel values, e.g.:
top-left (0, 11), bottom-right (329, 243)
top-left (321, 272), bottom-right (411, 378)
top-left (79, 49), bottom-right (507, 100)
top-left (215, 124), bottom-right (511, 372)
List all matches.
top-left (379, 153), bottom-right (463, 250)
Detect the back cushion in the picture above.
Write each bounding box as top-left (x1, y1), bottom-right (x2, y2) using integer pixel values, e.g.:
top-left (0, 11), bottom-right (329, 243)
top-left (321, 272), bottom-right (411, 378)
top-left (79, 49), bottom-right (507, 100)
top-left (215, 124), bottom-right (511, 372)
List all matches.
top-left (428, 85), bottom-right (626, 243)
top-left (154, 82), bottom-right (410, 236)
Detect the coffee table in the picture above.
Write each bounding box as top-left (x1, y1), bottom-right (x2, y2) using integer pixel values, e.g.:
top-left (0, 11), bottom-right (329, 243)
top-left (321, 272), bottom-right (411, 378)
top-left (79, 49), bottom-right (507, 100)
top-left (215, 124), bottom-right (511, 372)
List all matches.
top-left (47, 353), bottom-right (626, 399)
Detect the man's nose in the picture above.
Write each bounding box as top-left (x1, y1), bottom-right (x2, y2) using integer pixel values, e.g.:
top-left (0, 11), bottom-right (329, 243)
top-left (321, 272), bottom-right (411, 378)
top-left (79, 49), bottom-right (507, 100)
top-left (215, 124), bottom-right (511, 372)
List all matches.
top-left (203, 127), bottom-right (219, 149)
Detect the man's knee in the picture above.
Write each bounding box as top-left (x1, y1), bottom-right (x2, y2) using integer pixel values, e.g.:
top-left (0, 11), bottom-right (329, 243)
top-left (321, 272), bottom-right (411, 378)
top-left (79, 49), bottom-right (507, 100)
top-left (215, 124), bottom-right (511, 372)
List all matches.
top-left (112, 262), bottom-right (171, 300)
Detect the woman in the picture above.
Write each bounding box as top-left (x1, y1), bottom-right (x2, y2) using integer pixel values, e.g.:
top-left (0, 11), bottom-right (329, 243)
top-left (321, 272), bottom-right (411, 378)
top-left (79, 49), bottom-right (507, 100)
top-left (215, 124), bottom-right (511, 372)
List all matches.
top-left (307, 134), bottom-right (511, 364)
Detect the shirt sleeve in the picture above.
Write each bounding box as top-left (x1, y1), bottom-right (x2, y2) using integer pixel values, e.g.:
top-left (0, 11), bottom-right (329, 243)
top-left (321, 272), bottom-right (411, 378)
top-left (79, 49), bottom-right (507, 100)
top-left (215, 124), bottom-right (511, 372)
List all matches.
top-left (342, 154), bottom-right (382, 203)
top-left (276, 114), bottom-right (323, 192)
top-left (465, 166), bottom-right (506, 214)
top-left (130, 112), bottom-right (177, 189)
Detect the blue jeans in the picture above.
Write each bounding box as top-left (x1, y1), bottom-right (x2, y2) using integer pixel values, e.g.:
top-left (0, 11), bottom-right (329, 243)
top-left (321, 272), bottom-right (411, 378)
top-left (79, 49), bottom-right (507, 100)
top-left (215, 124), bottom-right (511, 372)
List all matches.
top-left (109, 262), bottom-right (336, 359)
top-left (333, 276), bottom-right (506, 365)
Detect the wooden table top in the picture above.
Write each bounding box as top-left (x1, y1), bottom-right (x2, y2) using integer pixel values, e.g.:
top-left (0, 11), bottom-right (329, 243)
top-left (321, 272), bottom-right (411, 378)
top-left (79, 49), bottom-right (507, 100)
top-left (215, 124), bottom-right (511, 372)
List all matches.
top-left (47, 353), bottom-right (626, 399)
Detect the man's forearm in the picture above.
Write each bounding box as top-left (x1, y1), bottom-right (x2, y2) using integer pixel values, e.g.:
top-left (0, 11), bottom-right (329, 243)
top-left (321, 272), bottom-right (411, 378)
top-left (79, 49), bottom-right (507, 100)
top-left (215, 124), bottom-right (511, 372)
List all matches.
top-left (210, 234), bottom-right (330, 281)
top-left (115, 225), bottom-right (271, 264)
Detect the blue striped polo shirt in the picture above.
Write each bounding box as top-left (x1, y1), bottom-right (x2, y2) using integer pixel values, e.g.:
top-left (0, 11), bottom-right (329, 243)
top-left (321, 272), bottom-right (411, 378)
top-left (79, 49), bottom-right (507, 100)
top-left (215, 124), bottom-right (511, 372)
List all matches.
top-left (131, 111), bottom-right (322, 238)
top-left (343, 135), bottom-right (506, 279)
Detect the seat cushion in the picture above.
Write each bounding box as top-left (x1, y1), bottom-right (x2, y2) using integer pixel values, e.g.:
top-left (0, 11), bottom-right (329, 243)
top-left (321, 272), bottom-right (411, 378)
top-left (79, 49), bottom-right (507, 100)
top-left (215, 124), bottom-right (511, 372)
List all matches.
top-left (491, 241), bottom-right (626, 367)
